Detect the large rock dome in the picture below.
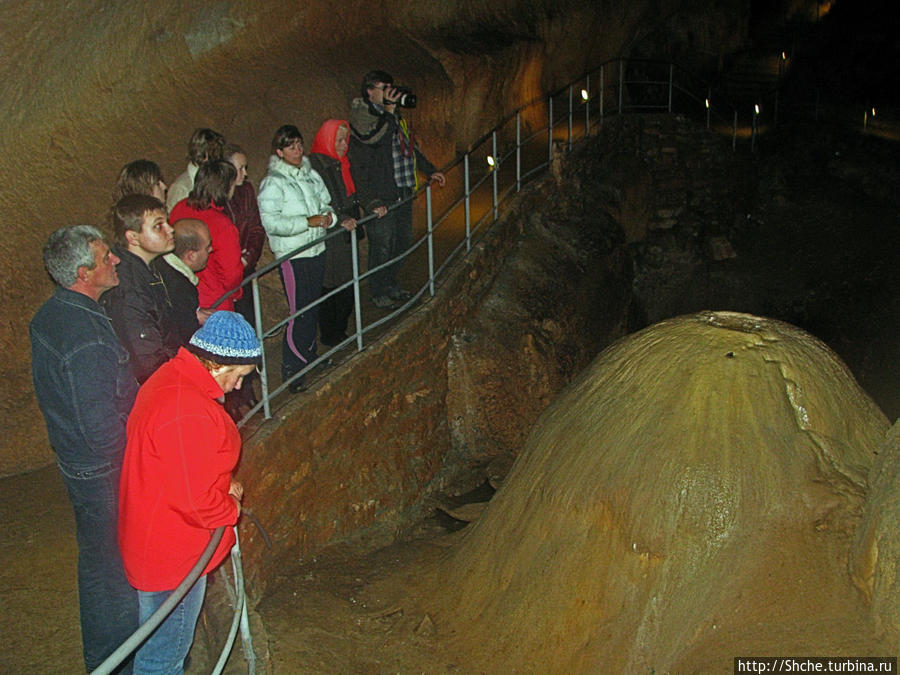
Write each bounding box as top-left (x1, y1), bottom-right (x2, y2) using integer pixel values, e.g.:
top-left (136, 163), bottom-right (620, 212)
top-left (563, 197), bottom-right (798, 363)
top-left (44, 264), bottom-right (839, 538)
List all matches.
top-left (437, 311), bottom-right (889, 672)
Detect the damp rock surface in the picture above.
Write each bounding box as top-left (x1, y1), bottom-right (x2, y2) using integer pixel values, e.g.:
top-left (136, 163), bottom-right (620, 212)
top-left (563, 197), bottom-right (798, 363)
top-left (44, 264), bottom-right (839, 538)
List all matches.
top-left (434, 311), bottom-right (888, 672)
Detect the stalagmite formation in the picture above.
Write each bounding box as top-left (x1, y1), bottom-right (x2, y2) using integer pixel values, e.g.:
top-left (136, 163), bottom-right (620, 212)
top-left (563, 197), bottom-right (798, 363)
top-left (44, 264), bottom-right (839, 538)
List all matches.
top-left (852, 421), bottom-right (900, 650)
top-left (437, 311), bottom-right (889, 672)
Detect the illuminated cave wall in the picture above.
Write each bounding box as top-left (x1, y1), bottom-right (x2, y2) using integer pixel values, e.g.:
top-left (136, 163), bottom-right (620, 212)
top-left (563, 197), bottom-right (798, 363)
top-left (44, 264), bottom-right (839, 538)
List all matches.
top-left (0, 0), bottom-right (748, 475)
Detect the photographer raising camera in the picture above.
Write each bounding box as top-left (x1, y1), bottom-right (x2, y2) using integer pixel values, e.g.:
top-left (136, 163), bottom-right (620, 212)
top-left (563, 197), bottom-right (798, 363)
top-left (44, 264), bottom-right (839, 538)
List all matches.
top-left (348, 70), bottom-right (445, 310)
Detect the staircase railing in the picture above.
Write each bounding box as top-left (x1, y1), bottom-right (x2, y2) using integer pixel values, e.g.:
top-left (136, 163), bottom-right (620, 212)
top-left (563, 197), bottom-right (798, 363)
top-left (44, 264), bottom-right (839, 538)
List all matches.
top-left (222, 56), bottom-right (740, 427)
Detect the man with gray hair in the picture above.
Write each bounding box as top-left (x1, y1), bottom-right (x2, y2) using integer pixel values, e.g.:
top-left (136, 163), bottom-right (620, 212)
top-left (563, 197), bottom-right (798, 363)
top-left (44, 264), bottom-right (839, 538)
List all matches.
top-left (30, 225), bottom-right (139, 673)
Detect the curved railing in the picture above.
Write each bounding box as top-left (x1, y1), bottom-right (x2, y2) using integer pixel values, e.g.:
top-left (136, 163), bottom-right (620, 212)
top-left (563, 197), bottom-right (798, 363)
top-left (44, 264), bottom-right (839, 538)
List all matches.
top-left (220, 57), bottom-right (739, 426)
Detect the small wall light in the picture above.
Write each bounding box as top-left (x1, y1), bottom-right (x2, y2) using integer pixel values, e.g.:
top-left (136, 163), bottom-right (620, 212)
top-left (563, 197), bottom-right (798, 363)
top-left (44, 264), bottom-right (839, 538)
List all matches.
top-left (581, 89), bottom-right (589, 102)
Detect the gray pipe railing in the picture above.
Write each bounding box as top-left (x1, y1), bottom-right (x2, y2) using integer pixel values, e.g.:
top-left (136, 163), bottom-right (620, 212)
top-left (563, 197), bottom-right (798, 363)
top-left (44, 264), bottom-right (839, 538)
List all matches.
top-left (218, 57), bottom-right (740, 428)
top-left (91, 527), bottom-right (225, 675)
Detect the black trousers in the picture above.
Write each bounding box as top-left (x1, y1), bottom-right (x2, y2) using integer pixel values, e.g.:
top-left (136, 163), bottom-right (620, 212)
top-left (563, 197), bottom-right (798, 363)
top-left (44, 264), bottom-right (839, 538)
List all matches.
top-left (319, 285), bottom-right (355, 344)
top-left (278, 254), bottom-right (325, 381)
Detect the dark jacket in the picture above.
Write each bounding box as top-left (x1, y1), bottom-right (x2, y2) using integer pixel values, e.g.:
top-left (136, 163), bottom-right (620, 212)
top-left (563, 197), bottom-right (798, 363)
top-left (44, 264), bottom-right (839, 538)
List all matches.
top-left (309, 152), bottom-right (364, 288)
top-left (100, 245), bottom-right (181, 383)
top-left (348, 97), bottom-right (401, 208)
top-left (30, 287), bottom-right (138, 471)
top-left (308, 152), bottom-right (361, 220)
top-left (348, 97), bottom-right (438, 208)
top-left (152, 256), bottom-right (200, 346)
top-left (225, 181), bottom-right (266, 274)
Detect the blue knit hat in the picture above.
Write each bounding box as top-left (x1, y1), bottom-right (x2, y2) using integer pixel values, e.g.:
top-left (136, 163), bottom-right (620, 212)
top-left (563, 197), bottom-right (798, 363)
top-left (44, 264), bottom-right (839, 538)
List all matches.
top-left (187, 311), bottom-right (262, 365)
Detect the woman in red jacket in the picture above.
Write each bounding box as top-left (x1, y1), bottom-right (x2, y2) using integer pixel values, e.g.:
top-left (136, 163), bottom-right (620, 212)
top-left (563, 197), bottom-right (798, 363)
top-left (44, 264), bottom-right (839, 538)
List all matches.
top-left (118, 311), bottom-right (261, 674)
top-left (169, 160), bottom-right (243, 312)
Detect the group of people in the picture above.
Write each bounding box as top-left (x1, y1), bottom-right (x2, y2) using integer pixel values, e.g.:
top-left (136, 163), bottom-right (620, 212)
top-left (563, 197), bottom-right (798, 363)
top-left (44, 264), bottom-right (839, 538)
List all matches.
top-left (29, 68), bottom-right (444, 673)
top-left (260, 70), bottom-right (445, 392)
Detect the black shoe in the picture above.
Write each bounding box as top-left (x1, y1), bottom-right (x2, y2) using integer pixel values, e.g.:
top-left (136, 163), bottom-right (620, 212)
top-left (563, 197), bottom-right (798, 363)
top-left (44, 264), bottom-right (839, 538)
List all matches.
top-left (284, 374), bottom-right (308, 394)
top-left (320, 332), bottom-right (348, 347)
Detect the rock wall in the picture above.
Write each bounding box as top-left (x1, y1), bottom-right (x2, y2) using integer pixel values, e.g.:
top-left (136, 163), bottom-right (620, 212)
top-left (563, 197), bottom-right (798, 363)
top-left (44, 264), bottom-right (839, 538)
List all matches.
top-left (238, 153), bottom-right (632, 591)
top-left (852, 420), bottom-right (900, 648)
top-left (1, 0), bottom-right (747, 475)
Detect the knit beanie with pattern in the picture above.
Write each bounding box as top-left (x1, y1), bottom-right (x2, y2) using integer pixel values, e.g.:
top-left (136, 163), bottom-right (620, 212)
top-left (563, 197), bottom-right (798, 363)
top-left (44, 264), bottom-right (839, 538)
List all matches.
top-left (187, 311), bottom-right (262, 365)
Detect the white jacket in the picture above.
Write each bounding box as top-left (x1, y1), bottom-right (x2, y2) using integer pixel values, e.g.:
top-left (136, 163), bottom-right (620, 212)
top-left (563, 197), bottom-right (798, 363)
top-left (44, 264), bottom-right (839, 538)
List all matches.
top-left (258, 155), bottom-right (336, 260)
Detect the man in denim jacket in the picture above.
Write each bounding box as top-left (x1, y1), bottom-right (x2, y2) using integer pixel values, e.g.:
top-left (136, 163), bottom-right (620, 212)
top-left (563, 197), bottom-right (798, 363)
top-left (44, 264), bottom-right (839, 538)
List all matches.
top-left (30, 225), bottom-right (139, 673)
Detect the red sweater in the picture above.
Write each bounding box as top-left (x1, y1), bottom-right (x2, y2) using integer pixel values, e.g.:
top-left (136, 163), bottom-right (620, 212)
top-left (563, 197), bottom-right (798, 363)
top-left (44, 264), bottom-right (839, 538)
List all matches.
top-left (119, 348), bottom-right (240, 591)
top-left (169, 200), bottom-right (243, 310)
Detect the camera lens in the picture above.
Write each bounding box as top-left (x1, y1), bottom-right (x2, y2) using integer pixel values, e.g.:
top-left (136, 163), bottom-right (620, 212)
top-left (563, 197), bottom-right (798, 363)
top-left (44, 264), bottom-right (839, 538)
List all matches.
top-left (394, 87), bottom-right (417, 108)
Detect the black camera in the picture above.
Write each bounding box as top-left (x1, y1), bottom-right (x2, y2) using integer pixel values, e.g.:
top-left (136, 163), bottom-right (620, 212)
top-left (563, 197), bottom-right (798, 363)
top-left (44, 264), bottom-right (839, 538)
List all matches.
top-left (393, 86), bottom-right (417, 108)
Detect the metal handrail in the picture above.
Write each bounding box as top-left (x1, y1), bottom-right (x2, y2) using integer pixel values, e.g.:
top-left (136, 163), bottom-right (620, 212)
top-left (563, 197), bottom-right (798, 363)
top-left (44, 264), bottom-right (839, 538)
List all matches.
top-left (90, 527), bottom-right (226, 675)
top-left (222, 56), bottom-right (741, 427)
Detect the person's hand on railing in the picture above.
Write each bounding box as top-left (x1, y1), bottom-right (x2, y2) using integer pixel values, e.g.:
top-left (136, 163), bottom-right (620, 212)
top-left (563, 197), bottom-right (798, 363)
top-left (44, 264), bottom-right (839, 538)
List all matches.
top-left (339, 218), bottom-right (357, 231)
top-left (229, 479), bottom-right (243, 515)
top-left (429, 172), bottom-right (446, 188)
top-left (373, 206), bottom-right (388, 218)
top-left (308, 214), bottom-right (332, 228)
top-left (197, 307), bottom-right (214, 325)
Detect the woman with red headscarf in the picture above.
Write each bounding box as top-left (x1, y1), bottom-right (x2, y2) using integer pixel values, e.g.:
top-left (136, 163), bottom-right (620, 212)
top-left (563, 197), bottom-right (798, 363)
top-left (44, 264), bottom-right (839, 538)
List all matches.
top-left (308, 119), bottom-right (385, 346)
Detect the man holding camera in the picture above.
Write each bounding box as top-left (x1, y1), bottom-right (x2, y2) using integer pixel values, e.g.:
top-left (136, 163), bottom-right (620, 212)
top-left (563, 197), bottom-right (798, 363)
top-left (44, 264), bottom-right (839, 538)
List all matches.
top-left (349, 69), bottom-right (445, 309)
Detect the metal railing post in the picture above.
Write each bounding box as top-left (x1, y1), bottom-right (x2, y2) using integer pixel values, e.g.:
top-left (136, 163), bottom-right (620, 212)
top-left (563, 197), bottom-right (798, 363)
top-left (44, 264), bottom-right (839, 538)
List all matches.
top-left (464, 152), bottom-right (472, 251)
top-left (584, 74), bottom-right (590, 137)
top-left (515, 111), bottom-right (522, 192)
top-left (706, 88), bottom-right (711, 129)
top-left (426, 184), bottom-right (435, 296)
top-left (251, 278), bottom-right (271, 420)
top-left (548, 95), bottom-right (554, 162)
top-left (618, 60), bottom-right (624, 114)
top-left (492, 130), bottom-right (499, 221)
top-left (216, 57), bottom-right (759, 430)
top-left (350, 227), bottom-right (364, 351)
top-left (732, 110), bottom-right (737, 151)
top-left (751, 105), bottom-right (758, 153)
top-left (600, 65), bottom-right (605, 126)
top-left (774, 89), bottom-right (780, 128)
top-left (667, 63), bottom-right (674, 113)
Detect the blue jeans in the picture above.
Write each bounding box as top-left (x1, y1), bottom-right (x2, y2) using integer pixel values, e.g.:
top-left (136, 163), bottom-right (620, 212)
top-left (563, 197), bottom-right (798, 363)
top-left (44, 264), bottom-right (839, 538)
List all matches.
top-left (58, 461), bottom-right (138, 673)
top-left (134, 575), bottom-right (207, 675)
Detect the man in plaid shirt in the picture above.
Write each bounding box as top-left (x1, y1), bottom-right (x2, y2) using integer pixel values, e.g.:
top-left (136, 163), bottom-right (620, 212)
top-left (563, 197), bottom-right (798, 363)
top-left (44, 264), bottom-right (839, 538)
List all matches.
top-left (349, 69), bottom-right (445, 308)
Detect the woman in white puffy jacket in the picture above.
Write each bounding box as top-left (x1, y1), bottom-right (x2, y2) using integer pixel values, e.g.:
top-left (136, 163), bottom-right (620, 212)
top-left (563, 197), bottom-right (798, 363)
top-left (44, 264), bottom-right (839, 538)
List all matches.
top-left (259, 124), bottom-right (355, 392)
